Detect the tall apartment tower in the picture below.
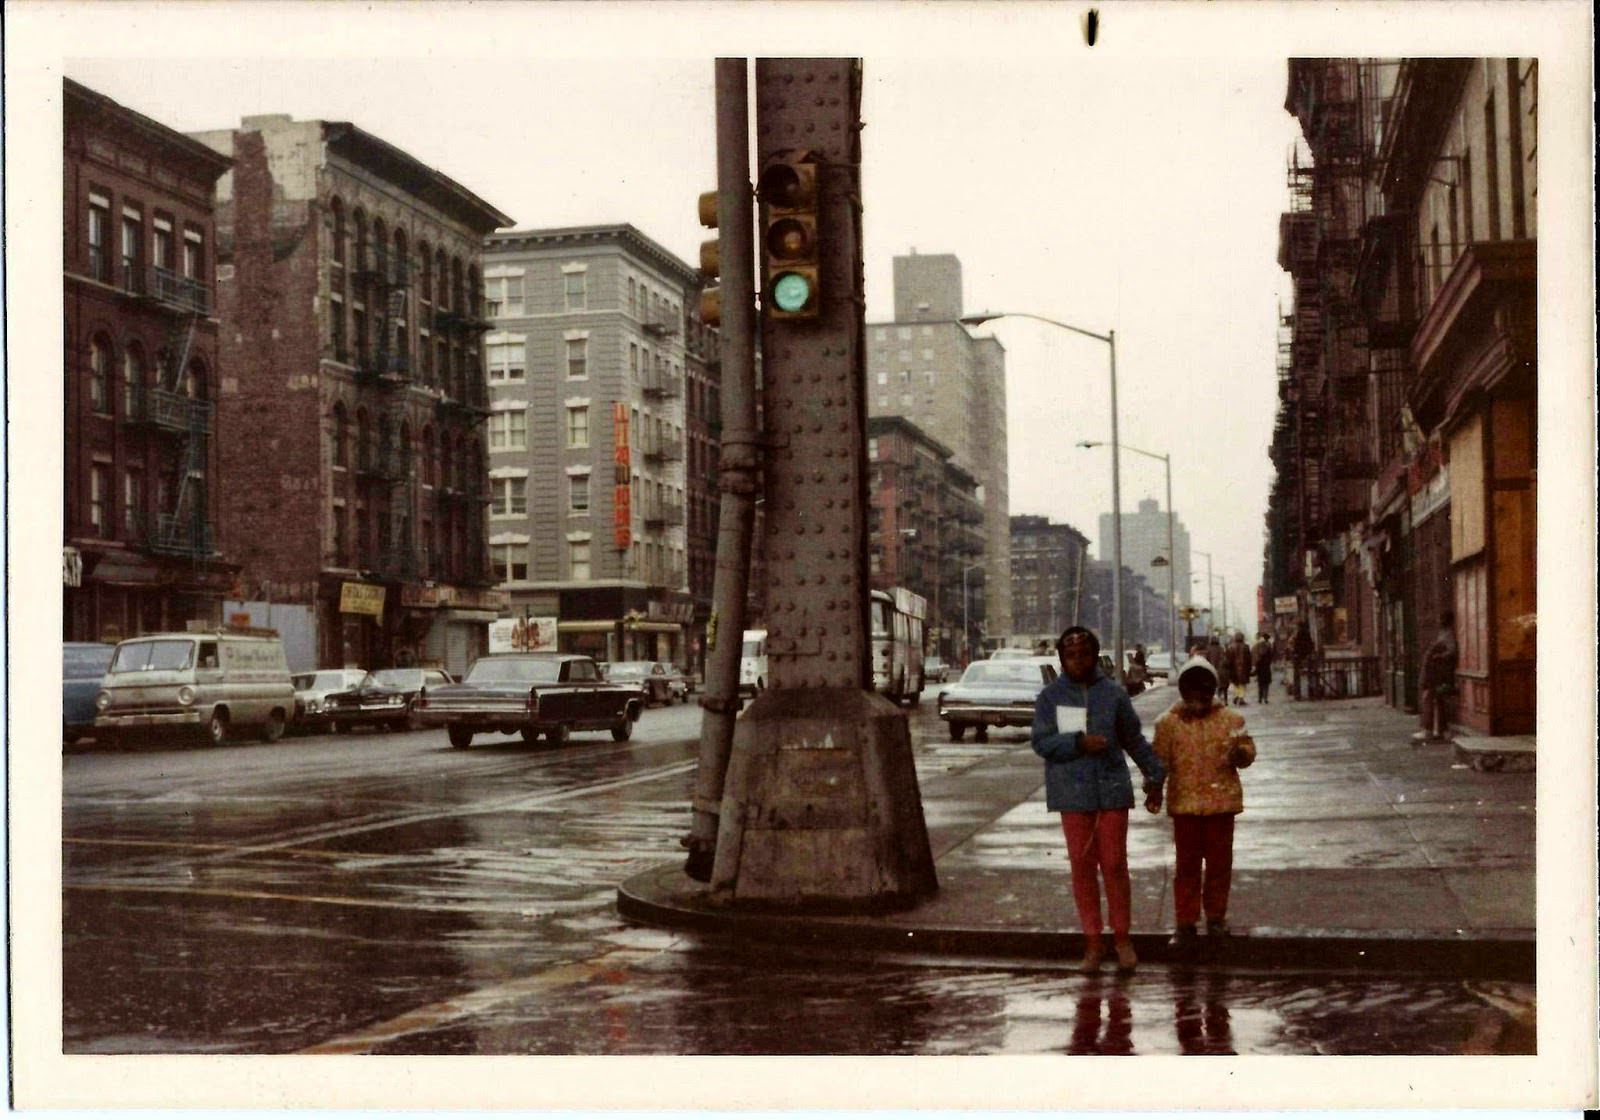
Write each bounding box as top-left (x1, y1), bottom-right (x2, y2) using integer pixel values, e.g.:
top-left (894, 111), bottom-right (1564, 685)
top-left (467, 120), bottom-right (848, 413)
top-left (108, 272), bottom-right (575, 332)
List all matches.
top-left (63, 79), bottom-right (238, 642)
top-left (479, 225), bottom-right (705, 669)
top-left (867, 251), bottom-right (1012, 648)
top-left (190, 115), bottom-right (511, 673)
top-left (1098, 496), bottom-right (1192, 616)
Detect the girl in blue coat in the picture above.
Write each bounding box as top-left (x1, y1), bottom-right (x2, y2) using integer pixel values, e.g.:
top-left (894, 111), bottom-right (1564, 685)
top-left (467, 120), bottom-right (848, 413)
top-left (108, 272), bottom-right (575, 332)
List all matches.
top-left (1032, 626), bottom-right (1165, 973)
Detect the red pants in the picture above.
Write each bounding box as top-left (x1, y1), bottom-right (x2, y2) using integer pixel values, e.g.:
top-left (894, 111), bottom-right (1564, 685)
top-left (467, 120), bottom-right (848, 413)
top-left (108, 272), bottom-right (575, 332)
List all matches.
top-left (1172, 813), bottom-right (1235, 925)
top-left (1059, 809), bottom-right (1132, 942)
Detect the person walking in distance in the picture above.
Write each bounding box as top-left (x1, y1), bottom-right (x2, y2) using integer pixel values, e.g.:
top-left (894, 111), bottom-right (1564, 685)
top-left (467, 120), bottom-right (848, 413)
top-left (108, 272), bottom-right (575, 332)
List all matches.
top-left (1150, 656), bottom-right (1256, 956)
top-left (1251, 632), bottom-right (1275, 704)
top-left (1032, 627), bottom-right (1166, 974)
top-left (1224, 632), bottom-right (1253, 706)
top-left (1206, 634), bottom-right (1228, 703)
top-left (1413, 610), bottom-right (1459, 742)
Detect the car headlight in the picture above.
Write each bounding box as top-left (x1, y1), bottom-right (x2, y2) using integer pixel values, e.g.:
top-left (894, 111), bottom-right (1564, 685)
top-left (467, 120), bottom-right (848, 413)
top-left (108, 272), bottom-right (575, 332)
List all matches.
top-left (308, 699), bottom-right (323, 713)
top-left (177, 686), bottom-right (196, 706)
top-left (95, 691), bottom-right (111, 711)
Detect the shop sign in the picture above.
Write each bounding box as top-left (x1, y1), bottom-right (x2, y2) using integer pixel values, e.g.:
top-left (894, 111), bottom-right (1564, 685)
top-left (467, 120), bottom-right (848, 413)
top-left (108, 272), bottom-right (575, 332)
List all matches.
top-left (489, 615), bottom-right (559, 652)
top-left (401, 585), bottom-right (441, 608)
top-left (1273, 595), bottom-right (1299, 615)
top-left (63, 547), bottom-right (82, 587)
top-left (437, 586), bottom-right (510, 611)
top-left (339, 582), bottom-right (387, 617)
top-left (646, 599), bottom-right (695, 624)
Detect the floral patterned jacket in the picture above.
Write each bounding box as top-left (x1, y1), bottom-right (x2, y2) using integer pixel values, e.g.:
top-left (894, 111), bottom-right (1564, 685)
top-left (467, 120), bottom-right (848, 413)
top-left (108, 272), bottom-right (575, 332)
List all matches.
top-left (1150, 702), bottom-right (1255, 815)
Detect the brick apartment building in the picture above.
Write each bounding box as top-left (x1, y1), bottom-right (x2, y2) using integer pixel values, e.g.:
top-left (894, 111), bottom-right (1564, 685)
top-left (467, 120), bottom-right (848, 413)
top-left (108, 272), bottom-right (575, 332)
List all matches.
top-left (63, 78), bottom-right (239, 642)
top-left (1269, 59), bottom-right (1536, 735)
top-left (1009, 514), bottom-right (1091, 648)
top-left (189, 114), bottom-right (512, 673)
top-left (866, 415), bottom-right (984, 661)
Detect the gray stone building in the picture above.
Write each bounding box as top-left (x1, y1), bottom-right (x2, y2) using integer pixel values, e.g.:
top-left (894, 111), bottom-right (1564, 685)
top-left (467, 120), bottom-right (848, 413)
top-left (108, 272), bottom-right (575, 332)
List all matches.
top-left (867, 251), bottom-right (1013, 647)
top-left (1098, 495), bottom-right (1192, 614)
top-left (479, 224), bottom-right (699, 667)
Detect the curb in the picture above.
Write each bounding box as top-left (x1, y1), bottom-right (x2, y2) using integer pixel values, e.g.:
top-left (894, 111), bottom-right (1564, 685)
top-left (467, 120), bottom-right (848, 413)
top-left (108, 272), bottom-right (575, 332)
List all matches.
top-left (617, 865), bottom-right (1535, 982)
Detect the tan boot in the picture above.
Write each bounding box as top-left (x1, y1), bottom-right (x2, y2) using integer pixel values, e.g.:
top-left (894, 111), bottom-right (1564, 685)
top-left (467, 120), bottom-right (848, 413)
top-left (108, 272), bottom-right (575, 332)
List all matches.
top-left (1113, 939), bottom-right (1138, 974)
top-left (1078, 938), bottom-right (1105, 973)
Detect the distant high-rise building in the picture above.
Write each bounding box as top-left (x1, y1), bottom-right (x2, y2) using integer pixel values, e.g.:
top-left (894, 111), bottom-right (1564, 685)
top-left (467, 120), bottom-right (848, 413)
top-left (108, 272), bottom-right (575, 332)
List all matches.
top-left (868, 251), bottom-right (1012, 645)
top-left (1098, 496), bottom-right (1192, 617)
top-left (1009, 515), bottom-right (1092, 645)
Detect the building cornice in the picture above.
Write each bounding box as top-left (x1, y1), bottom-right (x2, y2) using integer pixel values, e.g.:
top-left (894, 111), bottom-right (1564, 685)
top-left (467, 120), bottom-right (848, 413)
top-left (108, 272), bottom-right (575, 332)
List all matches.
top-left (485, 224), bottom-right (700, 289)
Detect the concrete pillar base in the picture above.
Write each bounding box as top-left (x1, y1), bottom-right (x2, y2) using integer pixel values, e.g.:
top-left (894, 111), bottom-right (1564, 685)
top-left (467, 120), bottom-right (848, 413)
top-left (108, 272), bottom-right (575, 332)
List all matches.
top-left (710, 687), bottom-right (938, 911)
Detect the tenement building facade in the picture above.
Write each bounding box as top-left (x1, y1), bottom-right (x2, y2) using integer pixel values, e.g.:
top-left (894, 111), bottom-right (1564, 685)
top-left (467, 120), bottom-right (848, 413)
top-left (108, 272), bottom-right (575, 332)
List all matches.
top-left (1269, 59), bottom-right (1536, 735)
top-left (190, 114), bottom-right (511, 674)
top-left (63, 78), bottom-right (238, 642)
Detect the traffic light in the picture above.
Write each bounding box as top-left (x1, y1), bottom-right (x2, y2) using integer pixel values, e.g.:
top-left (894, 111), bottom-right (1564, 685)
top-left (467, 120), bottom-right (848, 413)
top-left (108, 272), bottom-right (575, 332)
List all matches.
top-left (757, 153), bottom-right (819, 319)
top-left (696, 189), bottom-right (722, 327)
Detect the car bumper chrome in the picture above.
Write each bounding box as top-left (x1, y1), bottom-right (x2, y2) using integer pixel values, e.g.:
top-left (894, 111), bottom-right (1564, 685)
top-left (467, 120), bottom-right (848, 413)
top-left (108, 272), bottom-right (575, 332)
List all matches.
top-left (938, 705), bottom-right (1034, 726)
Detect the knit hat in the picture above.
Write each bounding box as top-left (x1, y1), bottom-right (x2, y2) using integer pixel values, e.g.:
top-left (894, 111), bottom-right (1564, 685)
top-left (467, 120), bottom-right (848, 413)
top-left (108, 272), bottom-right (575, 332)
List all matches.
top-left (1178, 656), bottom-right (1218, 689)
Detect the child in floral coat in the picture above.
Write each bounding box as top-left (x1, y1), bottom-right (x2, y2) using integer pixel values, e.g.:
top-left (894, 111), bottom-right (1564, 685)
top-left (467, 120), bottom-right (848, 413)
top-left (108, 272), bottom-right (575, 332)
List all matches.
top-left (1148, 656), bottom-right (1255, 950)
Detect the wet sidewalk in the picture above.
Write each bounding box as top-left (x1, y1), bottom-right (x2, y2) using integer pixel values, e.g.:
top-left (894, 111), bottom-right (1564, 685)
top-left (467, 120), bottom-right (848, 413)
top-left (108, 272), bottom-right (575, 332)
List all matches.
top-left (618, 688), bottom-right (1535, 979)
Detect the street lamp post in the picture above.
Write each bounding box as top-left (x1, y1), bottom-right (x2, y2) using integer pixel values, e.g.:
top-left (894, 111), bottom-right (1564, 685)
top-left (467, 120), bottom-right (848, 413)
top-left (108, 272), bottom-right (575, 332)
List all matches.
top-left (1080, 439), bottom-right (1175, 663)
top-left (1193, 550), bottom-right (1215, 637)
top-left (961, 562), bottom-right (984, 665)
top-left (963, 310), bottom-right (1123, 680)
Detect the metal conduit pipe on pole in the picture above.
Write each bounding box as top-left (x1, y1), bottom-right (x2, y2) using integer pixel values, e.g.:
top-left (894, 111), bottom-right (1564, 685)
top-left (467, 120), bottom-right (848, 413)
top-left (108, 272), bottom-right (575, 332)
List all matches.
top-left (684, 57), bottom-right (759, 883)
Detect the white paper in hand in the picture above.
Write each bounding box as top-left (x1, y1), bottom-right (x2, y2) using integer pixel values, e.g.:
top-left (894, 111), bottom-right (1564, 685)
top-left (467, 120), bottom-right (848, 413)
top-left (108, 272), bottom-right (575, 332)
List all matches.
top-left (1055, 706), bottom-right (1087, 735)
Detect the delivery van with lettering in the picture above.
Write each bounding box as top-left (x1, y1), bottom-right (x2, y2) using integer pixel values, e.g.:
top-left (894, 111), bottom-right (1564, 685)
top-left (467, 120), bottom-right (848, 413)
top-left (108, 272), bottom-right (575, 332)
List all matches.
top-left (95, 629), bottom-right (295, 747)
top-left (738, 629), bottom-right (768, 697)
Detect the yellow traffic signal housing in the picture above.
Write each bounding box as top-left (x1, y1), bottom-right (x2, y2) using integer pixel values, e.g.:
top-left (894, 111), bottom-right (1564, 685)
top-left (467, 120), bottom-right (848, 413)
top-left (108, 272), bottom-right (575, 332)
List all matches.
top-left (697, 189), bottom-right (723, 327)
top-left (757, 156), bottom-right (820, 319)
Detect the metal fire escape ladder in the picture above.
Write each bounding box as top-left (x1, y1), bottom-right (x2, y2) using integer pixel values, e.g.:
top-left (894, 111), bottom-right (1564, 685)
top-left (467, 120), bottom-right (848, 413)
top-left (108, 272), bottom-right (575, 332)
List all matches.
top-left (155, 312), bottom-right (214, 558)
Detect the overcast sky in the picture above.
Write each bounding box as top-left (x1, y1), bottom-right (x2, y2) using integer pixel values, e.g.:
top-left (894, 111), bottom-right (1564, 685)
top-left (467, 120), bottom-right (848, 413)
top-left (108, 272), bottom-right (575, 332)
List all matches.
top-left (10, 1), bottom-right (1590, 635)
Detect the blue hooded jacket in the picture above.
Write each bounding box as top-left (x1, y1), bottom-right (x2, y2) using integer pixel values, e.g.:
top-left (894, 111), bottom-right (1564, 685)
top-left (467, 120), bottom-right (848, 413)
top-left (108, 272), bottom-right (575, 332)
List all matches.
top-left (1031, 665), bottom-right (1165, 812)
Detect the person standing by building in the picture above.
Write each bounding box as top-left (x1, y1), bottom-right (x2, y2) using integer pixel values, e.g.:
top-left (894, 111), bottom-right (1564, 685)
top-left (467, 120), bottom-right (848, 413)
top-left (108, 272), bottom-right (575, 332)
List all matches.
top-left (1251, 632), bottom-right (1275, 703)
top-left (1413, 610), bottom-right (1459, 742)
top-left (1032, 627), bottom-right (1165, 974)
top-left (1206, 634), bottom-right (1228, 702)
top-left (1224, 632), bottom-right (1254, 706)
top-left (1292, 620), bottom-right (1315, 699)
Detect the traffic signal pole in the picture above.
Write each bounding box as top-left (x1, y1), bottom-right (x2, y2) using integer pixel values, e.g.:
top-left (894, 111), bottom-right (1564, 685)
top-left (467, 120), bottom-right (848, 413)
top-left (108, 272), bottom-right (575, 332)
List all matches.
top-left (709, 58), bottom-right (937, 908)
top-left (684, 59), bottom-right (760, 882)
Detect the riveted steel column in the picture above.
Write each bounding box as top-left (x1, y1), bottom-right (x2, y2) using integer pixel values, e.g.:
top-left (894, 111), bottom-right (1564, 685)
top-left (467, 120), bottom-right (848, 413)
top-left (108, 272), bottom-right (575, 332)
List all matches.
top-left (710, 58), bottom-right (936, 909)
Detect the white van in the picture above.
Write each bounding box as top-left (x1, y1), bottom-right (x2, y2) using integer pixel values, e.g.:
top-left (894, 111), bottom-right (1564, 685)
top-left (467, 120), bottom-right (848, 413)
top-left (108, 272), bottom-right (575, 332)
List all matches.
top-left (738, 629), bottom-right (768, 697)
top-left (95, 629), bottom-right (295, 747)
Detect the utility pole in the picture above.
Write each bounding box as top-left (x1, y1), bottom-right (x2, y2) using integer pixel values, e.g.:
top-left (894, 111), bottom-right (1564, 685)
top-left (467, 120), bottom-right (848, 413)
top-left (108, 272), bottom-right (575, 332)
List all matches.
top-left (709, 58), bottom-right (937, 909)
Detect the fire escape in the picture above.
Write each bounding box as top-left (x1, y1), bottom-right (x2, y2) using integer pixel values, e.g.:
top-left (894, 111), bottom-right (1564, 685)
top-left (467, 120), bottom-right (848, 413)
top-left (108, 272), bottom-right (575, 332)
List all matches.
top-left (352, 245), bottom-right (421, 582)
top-left (431, 273), bottom-right (493, 584)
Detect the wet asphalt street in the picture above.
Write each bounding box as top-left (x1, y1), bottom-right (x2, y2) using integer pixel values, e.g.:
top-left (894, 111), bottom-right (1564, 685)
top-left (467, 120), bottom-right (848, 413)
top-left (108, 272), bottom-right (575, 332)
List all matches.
top-left (62, 693), bottom-right (1533, 1055)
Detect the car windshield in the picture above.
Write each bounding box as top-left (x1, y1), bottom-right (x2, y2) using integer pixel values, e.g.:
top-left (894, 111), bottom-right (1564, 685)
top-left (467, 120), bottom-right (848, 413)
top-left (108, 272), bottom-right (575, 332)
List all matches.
top-left (741, 641), bottom-right (762, 658)
top-left (372, 669), bottom-right (422, 689)
top-left (961, 662), bottom-right (1046, 685)
top-left (109, 639), bottom-right (193, 673)
top-left (292, 673), bottom-right (316, 689)
top-left (465, 658), bottom-right (562, 685)
top-left (989, 649), bottom-right (1036, 660)
top-left (608, 663), bottom-right (650, 679)
top-left (317, 671), bottom-right (357, 689)
top-left (64, 646), bottom-right (114, 676)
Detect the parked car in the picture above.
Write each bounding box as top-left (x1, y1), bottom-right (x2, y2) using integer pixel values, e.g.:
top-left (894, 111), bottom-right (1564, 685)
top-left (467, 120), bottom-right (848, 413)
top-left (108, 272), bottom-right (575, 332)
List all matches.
top-left (323, 667), bottom-right (456, 733)
top-left (95, 630), bottom-right (295, 747)
top-left (291, 668), bottom-right (368, 733)
top-left (937, 658), bottom-right (1058, 742)
top-left (1144, 652), bottom-right (1174, 680)
top-left (63, 642), bottom-right (117, 745)
top-left (605, 660), bottom-right (688, 706)
top-left (416, 653), bottom-right (644, 748)
top-left (988, 648), bottom-right (1040, 661)
top-left (922, 655), bottom-right (950, 684)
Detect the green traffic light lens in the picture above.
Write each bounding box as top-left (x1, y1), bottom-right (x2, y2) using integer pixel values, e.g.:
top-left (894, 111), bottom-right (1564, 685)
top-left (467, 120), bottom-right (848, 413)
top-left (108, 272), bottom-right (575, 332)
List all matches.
top-left (771, 271), bottom-right (812, 313)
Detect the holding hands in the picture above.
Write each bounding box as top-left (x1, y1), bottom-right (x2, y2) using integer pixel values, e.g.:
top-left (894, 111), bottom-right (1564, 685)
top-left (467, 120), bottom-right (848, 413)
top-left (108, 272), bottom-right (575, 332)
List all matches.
top-left (1080, 733), bottom-right (1109, 754)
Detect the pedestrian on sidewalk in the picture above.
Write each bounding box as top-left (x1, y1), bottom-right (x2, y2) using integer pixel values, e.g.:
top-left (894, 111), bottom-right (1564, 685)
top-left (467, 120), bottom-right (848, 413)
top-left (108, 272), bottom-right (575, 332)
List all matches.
top-left (1206, 635), bottom-right (1228, 702)
top-left (1149, 656), bottom-right (1255, 957)
top-left (1292, 620), bottom-right (1315, 699)
top-left (1032, 626), bottom-right (1166, 975)
top-left (1251, 632), bottom-right (1275, 703)
top-left (1224, 632), bottom-right (1253, 706)
top-left (1413, 610), bottom-right (1459, 743)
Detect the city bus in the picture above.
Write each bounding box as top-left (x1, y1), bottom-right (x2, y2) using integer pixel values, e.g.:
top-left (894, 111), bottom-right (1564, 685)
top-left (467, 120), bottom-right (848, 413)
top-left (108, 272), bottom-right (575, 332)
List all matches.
top-left (870, 587), bottom-right (927, 705)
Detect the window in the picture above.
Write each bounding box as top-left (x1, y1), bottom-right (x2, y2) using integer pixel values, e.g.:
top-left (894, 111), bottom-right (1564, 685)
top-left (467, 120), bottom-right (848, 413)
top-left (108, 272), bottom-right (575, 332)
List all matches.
top-left (183, 227), bottom-right (205, 281)
top-left (331, 199), bottom-right (346, 266)
top-left (487, 338), bottom-right (525, 382)
top-left (123, 468), bottom-right (143, 537)
top-left (875, 371), bottom-right (887, 385)
top-left (628, 278), bottom-right (637, 317)
top-left (486, 275), bottom-right (523, 317)
top-left (492, 477), bottom-right (526, 516)
top-left (630, 344), bottom-right (639, 381)
top-left (1484, 92), bottom-right (1501, 240)
top-left (122, 346), bottom-right (145, 416)
top-left (333, 404), bottom-right (349, 468)
top-left (897, 327), bottom-right (912, 341)
top-left (566, 406), bottom-right (590, 448)
top-left (564, 270), bottom-right (587, 311)
top-left (87, 192), bottom-right (110, 281)
top-left (570, 473), bottom-right (590, 513)
top-left (89, 336), bottom-right (112, 414)
top-left (332, 505), bottom-right (347, 565)
top-left (489, 409), bottom-right (527, 451)
top-left (120, 209), bottom-right (143, 290)
top-left (569, 539), bottom-right (591, 580)
top-left (566, 337), bottom-right (587, 379)
top-left (493, 543), bottom-right (529, 583)
top-left (152, 214), bottom-right (174, 273)
top-left (867, 438), bottom-right (879, 460)
top-left (89, 464), bottom-right (109, 535)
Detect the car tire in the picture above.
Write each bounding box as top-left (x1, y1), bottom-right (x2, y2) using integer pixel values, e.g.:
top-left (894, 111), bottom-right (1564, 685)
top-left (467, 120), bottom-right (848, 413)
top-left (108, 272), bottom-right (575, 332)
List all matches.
top-left (547, 723), bottom-right (571, 746)
top-left (974, 725), bottom-right (989, 743)
top-left (260, 710), bottom-right (286, 744)
top-left (949, 722), bottom-right (966, 742)
top-left (611, 715), bottom-right (634, 742)
top-left (404, 701), bottom-right (422, 731)
top-left (520, 725), bottom-right (540, 744)
top-left (447, 725), bottom-right (473, 749)
top-left (207, 711), bottom-right (229, 747)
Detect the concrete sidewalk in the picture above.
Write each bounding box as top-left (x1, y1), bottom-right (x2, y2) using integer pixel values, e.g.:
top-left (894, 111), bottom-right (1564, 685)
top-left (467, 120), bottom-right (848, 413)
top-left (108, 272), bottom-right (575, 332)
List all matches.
top-left (618, 688), bottom-right (1535, 979)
